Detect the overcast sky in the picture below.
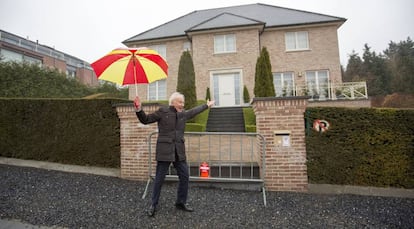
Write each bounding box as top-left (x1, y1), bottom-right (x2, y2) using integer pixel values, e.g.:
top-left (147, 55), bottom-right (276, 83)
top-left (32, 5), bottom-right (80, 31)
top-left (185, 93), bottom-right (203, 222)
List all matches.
top-left (1, 0), bottom-right (413, 67)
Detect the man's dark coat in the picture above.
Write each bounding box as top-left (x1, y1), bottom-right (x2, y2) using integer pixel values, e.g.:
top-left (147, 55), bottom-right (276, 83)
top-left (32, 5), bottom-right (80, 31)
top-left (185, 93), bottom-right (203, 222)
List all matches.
top-left (136, 104), bottom-right (208, 162)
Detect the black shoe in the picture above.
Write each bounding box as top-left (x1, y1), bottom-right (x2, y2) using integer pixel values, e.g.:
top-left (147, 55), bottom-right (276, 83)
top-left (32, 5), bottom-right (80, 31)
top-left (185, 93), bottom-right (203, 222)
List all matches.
top-left (175, 203), bottom-right (194, 212)
top-left (147, 205), bottom-right (156, 217)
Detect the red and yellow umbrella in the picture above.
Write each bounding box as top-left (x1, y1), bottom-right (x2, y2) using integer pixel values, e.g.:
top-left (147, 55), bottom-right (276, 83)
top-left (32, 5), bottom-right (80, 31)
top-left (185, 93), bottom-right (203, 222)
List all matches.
top-left (91, 47), bottom-right (168, 93)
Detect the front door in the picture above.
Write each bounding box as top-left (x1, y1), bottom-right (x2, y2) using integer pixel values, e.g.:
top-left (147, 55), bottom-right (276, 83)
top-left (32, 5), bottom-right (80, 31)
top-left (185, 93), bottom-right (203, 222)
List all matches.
top-left (219, 75), bottom-right (235, 106)
top-left (212, 72), bottom-right (241, 107)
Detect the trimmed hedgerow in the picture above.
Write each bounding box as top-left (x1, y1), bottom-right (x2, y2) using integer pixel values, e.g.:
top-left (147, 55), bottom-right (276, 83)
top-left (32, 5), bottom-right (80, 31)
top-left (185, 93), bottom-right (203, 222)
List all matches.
top-left (305, 107), bottom-right (414, 188)
top-left (0, 98), bottom-right (126, 167)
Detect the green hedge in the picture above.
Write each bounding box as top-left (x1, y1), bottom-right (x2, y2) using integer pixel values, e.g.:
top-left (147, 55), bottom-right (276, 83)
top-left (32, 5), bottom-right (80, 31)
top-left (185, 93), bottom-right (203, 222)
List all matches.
top-left (243, 107), bottom-right (256, 132)
top-left (0, 98), bottom-right (126, 167)
top-left (245, 125), bottom-right (256, 133)
top-left (305, 107), bottom-right (414, 188)
top-left (185, 100), bottom-right (210, 132)
top-left (185, 123), bottom-right (204, 132)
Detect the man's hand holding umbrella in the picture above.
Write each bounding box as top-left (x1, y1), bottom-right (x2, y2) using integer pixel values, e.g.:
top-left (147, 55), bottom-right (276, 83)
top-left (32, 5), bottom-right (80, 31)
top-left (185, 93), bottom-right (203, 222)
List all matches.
top-left (134, 96), bottom-right (141, 111)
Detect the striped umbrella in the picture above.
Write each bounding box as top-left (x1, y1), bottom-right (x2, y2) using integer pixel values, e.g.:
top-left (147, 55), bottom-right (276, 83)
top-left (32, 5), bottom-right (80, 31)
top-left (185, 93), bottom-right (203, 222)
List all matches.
top-left (91, 47), bottom-right (168, 94)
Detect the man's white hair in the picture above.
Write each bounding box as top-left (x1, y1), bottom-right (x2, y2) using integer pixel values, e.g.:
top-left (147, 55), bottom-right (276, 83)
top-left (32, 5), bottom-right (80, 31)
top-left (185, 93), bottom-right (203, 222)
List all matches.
top-left (169, 92), bottom-right (185, 105)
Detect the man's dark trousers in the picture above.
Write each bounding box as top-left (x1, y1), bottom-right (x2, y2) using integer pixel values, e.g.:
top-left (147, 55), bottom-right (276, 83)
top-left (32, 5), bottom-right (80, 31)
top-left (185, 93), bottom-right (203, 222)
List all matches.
top-left (151, 160), bottom-right (189, 207)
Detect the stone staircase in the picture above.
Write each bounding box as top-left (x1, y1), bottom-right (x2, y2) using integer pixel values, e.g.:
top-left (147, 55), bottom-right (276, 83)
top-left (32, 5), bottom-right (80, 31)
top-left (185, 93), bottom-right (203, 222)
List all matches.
top-left (206, 107), bottom-right (245, 132)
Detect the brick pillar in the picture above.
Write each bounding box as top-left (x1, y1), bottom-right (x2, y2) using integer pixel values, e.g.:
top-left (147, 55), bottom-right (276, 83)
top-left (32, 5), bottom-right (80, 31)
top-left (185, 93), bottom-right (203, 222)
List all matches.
top-left (115, 103), bottom-right (159, 181)
top-left (251, 97), bottom-right (308, 192)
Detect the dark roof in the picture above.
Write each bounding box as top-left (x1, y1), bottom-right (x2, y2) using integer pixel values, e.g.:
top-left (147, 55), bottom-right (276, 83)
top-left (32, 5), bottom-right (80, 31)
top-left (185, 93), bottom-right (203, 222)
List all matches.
top-left (123, 3), bottom-right (346, 44)
top-left (187, 12), bottom-right (265, 32)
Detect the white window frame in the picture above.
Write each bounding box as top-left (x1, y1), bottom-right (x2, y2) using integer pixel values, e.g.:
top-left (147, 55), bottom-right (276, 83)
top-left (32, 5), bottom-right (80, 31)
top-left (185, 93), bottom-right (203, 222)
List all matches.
top-left (147, 79), bottom-right (167, 101)
top-left (273, 72), bottom-right (295, 97)
top-left (147, 44), bottom-right (167, 101)
top-left (305, 70), bottom-right (329, 99)
top-left (214, 34), bottom-right (236, 54)
top-left (285, 31), bottom-right (309, 51)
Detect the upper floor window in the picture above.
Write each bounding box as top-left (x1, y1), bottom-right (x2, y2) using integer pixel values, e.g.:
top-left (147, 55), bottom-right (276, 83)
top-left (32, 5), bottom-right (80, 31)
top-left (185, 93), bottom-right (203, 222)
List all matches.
top-left (214, 34), bottom-right (236, 54)
top-left (23, 55), bottom-right (42, 66)
top-left (0, 48), bottom-right (42, 66)
top-left (273, 72), bottom-right (294, 97)
top-left (285, 31), bottom-right (309, 51)
top-left (0, 48), bottom-right (23, 62)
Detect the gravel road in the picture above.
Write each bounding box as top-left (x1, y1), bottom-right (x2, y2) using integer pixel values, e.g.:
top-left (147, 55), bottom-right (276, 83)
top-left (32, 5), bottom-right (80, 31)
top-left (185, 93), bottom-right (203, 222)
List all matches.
top-left (1, 164), bottom-right (413, 228)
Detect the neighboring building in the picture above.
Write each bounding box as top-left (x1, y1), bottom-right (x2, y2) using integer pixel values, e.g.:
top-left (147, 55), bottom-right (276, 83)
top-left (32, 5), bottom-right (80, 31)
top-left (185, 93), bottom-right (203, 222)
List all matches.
top-left (123, 3), bottom-right (368, 106)
top-left (0, 29), bottom-right (99, 87)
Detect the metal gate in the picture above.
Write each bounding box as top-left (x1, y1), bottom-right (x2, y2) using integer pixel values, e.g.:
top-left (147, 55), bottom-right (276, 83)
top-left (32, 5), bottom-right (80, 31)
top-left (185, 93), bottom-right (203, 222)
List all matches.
top-left (142, 131), bottom-right (267, 206)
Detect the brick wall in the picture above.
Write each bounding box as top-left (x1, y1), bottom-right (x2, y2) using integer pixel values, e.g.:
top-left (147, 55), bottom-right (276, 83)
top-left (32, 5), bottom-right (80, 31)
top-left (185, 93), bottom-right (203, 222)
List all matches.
top-left (252, 97), bottom-right (309, 192)
top-left (43, 55), bottom-right (66, 72)
top-left (77, 67), bottom-right (99, 87)
top-left (116, 104), bottom-right (159, 180)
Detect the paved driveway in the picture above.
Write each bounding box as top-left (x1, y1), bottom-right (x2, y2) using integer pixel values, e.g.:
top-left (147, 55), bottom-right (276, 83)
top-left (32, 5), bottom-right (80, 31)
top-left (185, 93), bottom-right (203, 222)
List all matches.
top-left (1, 164), bottom-right (413, 228)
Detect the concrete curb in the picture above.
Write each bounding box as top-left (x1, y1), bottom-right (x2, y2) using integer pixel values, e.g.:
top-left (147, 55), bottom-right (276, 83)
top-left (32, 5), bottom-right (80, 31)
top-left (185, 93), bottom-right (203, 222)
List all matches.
top-left (309, 183), bottom-right (414, 199)
top-left (1, 157), bottom-right (413, 199)
top-left (0, 157), bottom-right (120, 178)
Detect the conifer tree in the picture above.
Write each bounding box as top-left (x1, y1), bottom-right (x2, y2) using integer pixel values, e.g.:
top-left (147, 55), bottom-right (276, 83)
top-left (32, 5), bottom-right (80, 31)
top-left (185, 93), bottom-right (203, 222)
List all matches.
top-left (205, 87), bottom-right (211, 101)
top-left (176, 51), bottom-right (197, 109)
top-left (243, 85), bottom-right (250, 103)
top-left (254, 47), bottom-right (275, 97)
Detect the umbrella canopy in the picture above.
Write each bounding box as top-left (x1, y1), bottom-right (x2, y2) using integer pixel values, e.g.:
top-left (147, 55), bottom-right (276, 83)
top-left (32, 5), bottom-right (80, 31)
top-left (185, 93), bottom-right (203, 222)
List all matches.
top-left (91, 47), bottom-right (168, 86)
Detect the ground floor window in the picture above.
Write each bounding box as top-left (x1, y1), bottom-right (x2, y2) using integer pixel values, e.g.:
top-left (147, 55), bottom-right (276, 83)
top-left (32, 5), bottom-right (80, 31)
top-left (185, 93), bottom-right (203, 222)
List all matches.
top-left (273, 72), bottom-right (294, 97)
top-left (305, 70), bottom-right (329, 99)
top-left (148, 79), bottom-right (166, 101)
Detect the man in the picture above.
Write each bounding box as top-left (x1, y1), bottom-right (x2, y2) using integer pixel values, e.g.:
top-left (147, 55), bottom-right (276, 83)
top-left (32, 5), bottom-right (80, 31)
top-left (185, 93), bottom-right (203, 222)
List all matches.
top-left (134, 92), bottom-right (214, 217)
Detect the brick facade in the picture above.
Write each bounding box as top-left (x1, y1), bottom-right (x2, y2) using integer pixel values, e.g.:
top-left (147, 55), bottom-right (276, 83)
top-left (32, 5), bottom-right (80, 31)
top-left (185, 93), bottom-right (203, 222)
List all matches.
top-left (43, 56), bottom-right (67, 72)
top-left (0, 30), bottom-right (99, 88)
top-left (262, 24), bottom-right (342, 85)
top-left (191, 28), bottom-right (261, 100)
top-left (128, 25), bottom-right (342, 102)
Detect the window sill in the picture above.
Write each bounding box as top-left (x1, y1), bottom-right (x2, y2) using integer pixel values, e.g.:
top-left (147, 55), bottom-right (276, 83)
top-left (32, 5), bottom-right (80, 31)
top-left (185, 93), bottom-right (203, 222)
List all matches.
top-left (213, 51), bottom-right (237, 55)
top-left (285, 49), bottom-right (311, 53)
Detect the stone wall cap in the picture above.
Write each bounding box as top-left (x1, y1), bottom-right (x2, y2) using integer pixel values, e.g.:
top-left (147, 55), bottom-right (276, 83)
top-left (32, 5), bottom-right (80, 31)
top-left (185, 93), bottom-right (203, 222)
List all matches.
top-left (113, 103), bottom-right (133, 108)
top-left (113, 102), bottom-right (162, 108)
top-left (251, 96), bottom-right (310, 103)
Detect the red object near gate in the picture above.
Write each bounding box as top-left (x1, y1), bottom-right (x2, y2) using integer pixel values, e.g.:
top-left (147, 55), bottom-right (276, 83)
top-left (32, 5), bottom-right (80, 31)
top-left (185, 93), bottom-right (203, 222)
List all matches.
top-left (200, 162), bottom-right (210, 178)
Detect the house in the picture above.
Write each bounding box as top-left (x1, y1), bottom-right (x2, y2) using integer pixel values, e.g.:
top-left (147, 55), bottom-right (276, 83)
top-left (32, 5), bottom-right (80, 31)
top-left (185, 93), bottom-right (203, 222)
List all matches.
top-left (0, 30), bottom-right (99, 87)
top-left (123, 3), bottom-right (367, 107)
